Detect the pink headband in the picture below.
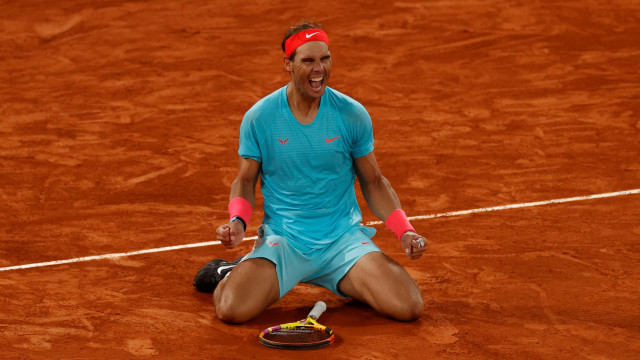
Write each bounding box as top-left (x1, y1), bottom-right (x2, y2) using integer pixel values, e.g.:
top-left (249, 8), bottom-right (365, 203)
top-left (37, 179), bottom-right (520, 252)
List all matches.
top-left (284, 29), bottom-right (330, 57)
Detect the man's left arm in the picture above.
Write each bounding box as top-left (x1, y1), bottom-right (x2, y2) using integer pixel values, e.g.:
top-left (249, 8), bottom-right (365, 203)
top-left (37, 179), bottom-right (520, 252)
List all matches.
top-left (354, 152), bottom-right (428, 259)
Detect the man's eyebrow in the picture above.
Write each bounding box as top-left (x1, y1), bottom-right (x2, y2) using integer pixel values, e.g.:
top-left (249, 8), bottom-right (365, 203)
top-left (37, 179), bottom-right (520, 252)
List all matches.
top-left (301, 54), bottom-right (331, 61)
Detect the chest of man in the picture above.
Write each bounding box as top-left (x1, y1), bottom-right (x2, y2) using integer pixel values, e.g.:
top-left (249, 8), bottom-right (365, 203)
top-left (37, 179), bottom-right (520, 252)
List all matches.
top-left (259, 113), bottom-right (353, 184)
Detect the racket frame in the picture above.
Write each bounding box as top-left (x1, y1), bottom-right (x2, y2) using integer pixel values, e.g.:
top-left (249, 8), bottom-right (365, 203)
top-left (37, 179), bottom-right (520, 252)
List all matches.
top-left (258, 302), bottom-right (335, 350)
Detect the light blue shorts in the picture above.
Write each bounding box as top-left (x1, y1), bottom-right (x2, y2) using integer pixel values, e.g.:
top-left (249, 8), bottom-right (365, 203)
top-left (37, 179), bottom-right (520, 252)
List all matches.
top-left (244, 224), bottom-right (381, 298)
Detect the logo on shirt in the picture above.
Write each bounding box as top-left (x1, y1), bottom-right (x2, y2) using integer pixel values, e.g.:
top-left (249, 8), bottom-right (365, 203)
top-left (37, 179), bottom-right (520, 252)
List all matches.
top-left (268, 240), bottom-right (279, 247)
top-left (325, 136), bottom-right (340, 143)
top-left (278, 138), bottom-right (289, 145)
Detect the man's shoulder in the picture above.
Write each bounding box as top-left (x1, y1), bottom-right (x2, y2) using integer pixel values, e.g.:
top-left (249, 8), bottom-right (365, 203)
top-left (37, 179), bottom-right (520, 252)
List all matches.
top-left (257, 86), bottom-right (286, 106)
top-left (325, 87), bottom-right (370, 122)
top-left (325, 87), bottom-right (363, 107)
top-left (244, 86), bottom-right (286, 121)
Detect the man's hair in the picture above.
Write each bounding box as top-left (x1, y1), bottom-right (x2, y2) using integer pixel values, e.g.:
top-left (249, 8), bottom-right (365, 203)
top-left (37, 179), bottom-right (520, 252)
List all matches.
top-left (281, 20), bottom-right (324, 60)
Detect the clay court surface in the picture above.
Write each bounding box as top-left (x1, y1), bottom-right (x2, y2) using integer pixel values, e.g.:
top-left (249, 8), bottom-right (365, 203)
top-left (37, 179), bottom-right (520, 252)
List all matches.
top-left (1, 0), bottom-right (640, 358)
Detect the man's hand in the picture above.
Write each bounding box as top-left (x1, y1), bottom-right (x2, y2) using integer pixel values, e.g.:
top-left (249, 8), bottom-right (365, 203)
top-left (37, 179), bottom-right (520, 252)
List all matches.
top-left (401, 231), bottom-right (427, 260)
top-left (216, 220), bottom-right (246, 249)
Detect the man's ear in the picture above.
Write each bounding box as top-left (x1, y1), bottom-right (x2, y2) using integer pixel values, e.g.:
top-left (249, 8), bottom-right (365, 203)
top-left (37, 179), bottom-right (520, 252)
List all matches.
top-left (283, 56), bottom-right (293, 72)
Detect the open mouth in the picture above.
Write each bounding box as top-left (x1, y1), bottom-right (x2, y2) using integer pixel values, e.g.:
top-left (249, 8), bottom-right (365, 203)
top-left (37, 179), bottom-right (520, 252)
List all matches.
top-left (309, 76), bottom-right (324, 90)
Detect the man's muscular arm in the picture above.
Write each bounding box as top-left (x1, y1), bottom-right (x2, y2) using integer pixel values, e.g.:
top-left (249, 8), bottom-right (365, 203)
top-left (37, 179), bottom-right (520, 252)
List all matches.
top-left (354, 152), bottom-right (427, 259)
top-left (217, 157), bottom-right (260, 249)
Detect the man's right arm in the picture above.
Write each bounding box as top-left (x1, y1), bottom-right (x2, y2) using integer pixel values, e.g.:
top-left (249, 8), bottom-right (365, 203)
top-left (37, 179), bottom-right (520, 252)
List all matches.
top-left (229, 156), bottom-right (261, 204)
top-left (217, 157), bottom-right (261, 249)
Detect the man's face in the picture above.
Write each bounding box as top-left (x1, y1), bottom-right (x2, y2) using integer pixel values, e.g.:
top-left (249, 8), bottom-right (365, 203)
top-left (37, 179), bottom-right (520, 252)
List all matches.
top-left (285, 41), bottom-right (332, 100)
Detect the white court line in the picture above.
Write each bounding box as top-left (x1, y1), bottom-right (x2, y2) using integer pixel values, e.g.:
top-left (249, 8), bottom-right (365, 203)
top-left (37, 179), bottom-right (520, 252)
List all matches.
top-left (1, 188), bottom-right (639, 272)
top-left (0, 240), bottom-right (253, 272)
top-left (366, 188), bottom-right (640, 225)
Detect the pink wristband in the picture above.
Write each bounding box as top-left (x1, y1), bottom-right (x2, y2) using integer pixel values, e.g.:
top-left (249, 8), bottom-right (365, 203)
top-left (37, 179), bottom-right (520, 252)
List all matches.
top-left (228, 197), bottom-right (252, 225)
top-left (385, 209), bottom-right (415, 241)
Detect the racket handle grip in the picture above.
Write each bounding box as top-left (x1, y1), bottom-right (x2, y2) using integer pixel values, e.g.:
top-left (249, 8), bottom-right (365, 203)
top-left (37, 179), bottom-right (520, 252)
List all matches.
top-left (308, 301), bottom-right (327, 320)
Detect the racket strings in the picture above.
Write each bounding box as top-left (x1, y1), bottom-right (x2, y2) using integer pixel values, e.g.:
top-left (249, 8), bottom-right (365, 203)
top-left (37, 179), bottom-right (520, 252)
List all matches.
top-left (262, 326), bottom-right (332, 344)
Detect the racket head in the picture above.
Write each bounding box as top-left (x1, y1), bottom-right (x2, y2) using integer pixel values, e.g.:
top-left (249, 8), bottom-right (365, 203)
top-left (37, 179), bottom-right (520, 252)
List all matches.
top-left (259, 321), bottom-right (334, 350)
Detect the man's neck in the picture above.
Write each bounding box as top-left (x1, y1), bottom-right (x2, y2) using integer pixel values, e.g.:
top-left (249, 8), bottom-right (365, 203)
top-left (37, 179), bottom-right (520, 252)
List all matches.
top-left (286, 83), bottom-right (321, 125)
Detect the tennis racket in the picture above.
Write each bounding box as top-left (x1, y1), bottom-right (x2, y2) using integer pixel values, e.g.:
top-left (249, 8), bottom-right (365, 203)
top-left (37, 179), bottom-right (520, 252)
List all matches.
top-left (259, 301), bottom-right (335, 350)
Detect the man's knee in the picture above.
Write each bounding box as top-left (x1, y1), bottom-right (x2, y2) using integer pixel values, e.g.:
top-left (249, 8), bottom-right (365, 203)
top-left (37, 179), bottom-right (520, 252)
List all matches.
top-left (377, 277), bottom-right (424, 321)
top-left (212, 258), bottom-right (279, 324)
top-left (391, 292), bottom-right (424, 321)
top-left (214, 288), bottom-right (253, 324)
top-left (341, 252), bottom-right (424, 321)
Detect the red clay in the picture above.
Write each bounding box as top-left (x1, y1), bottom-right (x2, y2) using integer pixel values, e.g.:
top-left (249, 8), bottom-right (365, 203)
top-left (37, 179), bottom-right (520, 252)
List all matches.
top-left (1, 0), bottom-right (639, 359)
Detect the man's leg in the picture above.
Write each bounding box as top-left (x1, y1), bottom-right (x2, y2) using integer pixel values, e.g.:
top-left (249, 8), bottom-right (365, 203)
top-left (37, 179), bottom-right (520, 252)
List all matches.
top-left (338, 252), bottom-right (423, 321)
top-left (213, 258), bottom-right (280, 324)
